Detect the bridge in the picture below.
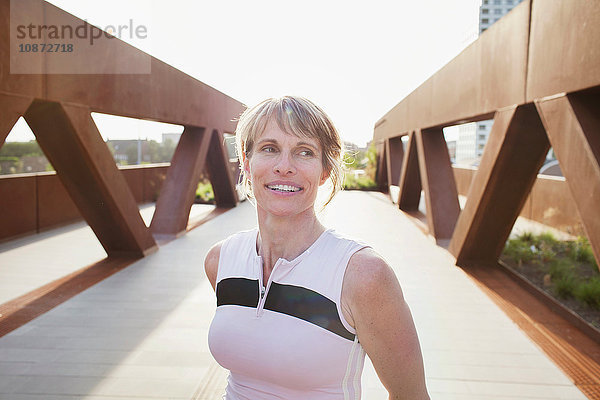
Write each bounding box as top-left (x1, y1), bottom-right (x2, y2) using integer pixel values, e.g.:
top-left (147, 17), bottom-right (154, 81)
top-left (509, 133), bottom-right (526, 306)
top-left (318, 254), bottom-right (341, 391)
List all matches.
top-left (1, 0), bottom-right (599, 399)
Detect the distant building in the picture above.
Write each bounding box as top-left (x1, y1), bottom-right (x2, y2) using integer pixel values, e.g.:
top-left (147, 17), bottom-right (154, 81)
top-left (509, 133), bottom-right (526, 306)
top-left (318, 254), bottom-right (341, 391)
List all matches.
top-left (21, 155), bottom-right (50, 173)
top-left (106, 139), bottom-right (151, 165)
top-left (446, 140), bottom-right (457, 163)
top-left (455, 122), bottom-right (476, 163)
top-left (223, 133), bottom-right (237, 160)
top-left (479, 0), bottom-right (523, 34)
top-left (343, 141), bottom-right (360, 154)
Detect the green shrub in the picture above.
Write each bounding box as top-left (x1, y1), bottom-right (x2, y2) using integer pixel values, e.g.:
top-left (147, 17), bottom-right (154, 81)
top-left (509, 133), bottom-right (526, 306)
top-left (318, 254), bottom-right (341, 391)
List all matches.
top-left (548, 259), bottom-right (578, 299)
top-left (554, 276), bottom-right (576, 299)
top-left (196, 181), bottom-right (214, 202)
top-left (503, 231), bottom-right (600, 315)
top-left (538, 247), bottom-right (556, 263)
top-left (568, 236), bottom-right (597, 267)
top-left (517, 232), bottom-right (535, 244)
top-left (504, 231), bottom-right (597, 267)
top-left (0, 156), bottom-right (20, 174)
top-left (504, 239), bottom-right (536, 265)
top-left (535, 236), bottom-right (557, 263)
top-left (554, 274), bottom-right (576, 299)
top-left (343, 174), bottom-right (377, 190)
top-left (575, 278), bottom-right (600, 309)
top-left (549, 259), bottom-right (575, 280)
top-left (538, 232), bottom-right (558, 247)
top-left (343, 151), bottom-right (362, 170)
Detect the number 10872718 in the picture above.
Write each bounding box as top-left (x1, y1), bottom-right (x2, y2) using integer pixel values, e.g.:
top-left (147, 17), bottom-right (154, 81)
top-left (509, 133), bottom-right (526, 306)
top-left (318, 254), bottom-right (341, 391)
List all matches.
top-left (18, 43), bottom-right (74, 52)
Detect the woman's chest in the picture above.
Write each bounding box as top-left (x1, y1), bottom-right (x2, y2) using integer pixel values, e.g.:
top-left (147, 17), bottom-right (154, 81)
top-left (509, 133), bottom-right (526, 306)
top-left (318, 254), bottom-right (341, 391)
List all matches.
top-left (208, 305), bottom-right (356, 390)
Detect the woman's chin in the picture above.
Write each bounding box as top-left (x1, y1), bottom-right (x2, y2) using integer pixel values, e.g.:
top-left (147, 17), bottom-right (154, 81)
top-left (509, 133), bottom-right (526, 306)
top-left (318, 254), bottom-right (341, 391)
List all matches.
top-left (257, 202), bottom-right (316, 219)
top-left (263, 207), bottom-right (298, 218)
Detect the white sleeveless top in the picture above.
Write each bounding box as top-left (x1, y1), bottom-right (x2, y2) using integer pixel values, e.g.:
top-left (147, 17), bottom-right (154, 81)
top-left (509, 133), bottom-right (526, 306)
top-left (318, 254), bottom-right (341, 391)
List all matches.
top-left (208, 228), bottom-right (368, 399)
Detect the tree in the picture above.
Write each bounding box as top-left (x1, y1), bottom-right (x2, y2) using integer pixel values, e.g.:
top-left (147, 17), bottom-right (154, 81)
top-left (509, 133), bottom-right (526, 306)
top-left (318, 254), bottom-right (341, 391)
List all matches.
top-left (0, 141), bottom-right (44, 158)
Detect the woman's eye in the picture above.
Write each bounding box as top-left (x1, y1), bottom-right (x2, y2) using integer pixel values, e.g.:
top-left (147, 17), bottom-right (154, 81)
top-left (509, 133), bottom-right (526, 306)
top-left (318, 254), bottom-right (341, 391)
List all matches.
top-left (262, 146), bottom-right (276, 153)
top-left (299, 149), bottom-right (314, 157)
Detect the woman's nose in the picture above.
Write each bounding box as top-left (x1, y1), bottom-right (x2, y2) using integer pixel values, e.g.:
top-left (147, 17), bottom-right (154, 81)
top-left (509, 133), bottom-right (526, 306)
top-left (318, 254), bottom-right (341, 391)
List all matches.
top-left (273, 153), bottom-right (296, 175)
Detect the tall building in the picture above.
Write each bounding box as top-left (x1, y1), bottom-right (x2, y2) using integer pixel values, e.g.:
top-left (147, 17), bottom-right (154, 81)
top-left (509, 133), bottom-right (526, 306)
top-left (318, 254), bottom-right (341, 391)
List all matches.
top-left (479, 0), bottom-right (523, 33)
top-left (455, 122), bottom-right (477, 164)
top-left (455, 0), bottom-right (524, 164)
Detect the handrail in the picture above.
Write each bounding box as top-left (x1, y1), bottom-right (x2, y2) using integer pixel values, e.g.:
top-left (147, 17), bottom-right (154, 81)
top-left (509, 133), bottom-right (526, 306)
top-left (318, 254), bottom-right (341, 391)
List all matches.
top-left (0, 0), bottom-right (246, 257)
top-left (374, 0), bottom-right (600, 140)
top-left (1, 0), bottom-right (245, 131)
top-left (373, 0), bottom-right (600, 268)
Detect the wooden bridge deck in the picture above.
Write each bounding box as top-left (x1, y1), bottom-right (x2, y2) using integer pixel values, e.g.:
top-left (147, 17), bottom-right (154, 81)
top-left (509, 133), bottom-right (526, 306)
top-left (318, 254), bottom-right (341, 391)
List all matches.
top-left (0, 191), bottom-right (595, 399)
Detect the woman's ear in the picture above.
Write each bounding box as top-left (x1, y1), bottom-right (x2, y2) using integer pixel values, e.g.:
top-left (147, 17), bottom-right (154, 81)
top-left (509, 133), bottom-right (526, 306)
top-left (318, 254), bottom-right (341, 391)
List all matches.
top-left (319, 169), bottom-right (330, 186)
top-left (242, 151), bottom-right (250, 175)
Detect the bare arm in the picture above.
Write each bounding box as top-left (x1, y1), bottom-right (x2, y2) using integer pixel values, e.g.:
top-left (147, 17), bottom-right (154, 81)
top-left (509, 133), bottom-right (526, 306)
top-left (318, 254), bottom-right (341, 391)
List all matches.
top-left (204, 241), bottom-right (223, 291)
top-left (342, 248), bottom-right (429, 400)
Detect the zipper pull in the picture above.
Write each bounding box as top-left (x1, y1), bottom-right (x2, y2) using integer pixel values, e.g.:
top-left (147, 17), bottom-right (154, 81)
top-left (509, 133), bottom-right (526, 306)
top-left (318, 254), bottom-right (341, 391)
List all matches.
top-left (260, 286), bottom-right (266, 299)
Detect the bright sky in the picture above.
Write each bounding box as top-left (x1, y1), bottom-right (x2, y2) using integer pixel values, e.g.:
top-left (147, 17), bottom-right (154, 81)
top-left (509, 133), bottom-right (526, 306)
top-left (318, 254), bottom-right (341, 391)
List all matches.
top-left (8, 0), bottom-right (481, 146)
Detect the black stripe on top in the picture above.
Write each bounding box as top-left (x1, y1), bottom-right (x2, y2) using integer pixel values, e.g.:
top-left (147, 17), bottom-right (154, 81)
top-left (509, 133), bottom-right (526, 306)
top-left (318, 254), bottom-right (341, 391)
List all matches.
top-left (264, 282), bottom-right (355, 341)
top-left (216, 277), bottom-right (259, 308)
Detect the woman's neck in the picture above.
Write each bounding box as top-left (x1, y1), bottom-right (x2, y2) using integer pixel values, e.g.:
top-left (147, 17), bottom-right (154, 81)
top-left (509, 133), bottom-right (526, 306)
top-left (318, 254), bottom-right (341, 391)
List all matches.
top-left (256, 206), bottom-right (325, 276)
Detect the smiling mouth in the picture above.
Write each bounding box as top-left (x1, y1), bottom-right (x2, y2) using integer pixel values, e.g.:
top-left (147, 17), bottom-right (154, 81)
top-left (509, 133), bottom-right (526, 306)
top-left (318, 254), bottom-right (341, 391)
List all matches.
top-left (266, 184), bottom-right (302, 193)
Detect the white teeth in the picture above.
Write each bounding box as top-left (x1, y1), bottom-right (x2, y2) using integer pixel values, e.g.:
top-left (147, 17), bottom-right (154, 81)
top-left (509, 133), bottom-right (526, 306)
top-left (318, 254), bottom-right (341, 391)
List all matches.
top-left (268, 184), bottom-right (300, 192)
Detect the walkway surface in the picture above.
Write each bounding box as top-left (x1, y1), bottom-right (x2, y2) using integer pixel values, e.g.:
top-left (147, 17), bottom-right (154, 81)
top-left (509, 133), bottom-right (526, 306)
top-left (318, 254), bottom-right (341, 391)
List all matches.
top-left (0, 191), bottom-right (589, 399)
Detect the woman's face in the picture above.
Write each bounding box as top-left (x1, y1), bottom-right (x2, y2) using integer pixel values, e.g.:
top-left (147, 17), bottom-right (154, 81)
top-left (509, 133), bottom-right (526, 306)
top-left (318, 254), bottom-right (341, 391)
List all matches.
top-left (244, 120), bottom-right (328, 218)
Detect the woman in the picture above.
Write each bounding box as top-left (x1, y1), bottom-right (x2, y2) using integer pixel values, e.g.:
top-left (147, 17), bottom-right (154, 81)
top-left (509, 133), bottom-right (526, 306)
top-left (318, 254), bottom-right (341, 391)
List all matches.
top-left (205, 96), bottom-right (429, 399)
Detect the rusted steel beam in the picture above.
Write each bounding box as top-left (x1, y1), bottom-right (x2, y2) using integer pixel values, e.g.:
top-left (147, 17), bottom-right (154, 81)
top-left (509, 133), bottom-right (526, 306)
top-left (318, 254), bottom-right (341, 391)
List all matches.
top-left (449, 104), bottom-right (550, 266)
top-left (398, 132), bottom-right (422, 211)
top-left (0, 93), bottom-right (32, 147)
top-left (44, 57), bottom-right (244, 135)
top-left (0, 174), bottom-right (36, 239)
top-left (373, 0), bottom-right (530, 141)
top-left (415, 128), bottom-right (460, 243)
top-left (207, 130), bottom-right (238, 209)
top-left (374, 0), bottom-right (600, 143)
top-left (150, 126), bottom-right (213, 237)
top-left (384, 139), bottom-right (393, 189)
top-left (1, 0), bottom-right (246, 252)
top-left (1, 0), bottom-right (245, 133)
top-left (23, 100), bottom-right (157, 257)
top-left (375, 141), bottom-right (388, 193)
top-left (535, 92), bottom-right (600, 267)
top-left (0, 0), bottom-right (43, 99)
top-left (0, 165), bottom-right (170, 243)
top-left (385, 136), bottom-right (404, 188)
top-left (527, 0), bottom-right (600, 101)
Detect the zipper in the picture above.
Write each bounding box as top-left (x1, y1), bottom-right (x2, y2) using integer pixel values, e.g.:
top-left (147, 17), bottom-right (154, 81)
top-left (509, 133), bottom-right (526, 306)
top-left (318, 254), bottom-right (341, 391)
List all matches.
top-left (257, 261), bottom-right (264, 314)
top-left (256, 258), bottom-right (282, 317)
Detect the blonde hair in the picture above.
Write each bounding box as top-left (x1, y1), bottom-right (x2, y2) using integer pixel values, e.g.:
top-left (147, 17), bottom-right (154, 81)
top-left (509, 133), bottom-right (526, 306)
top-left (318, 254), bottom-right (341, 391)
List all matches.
top-left (235, 96), bottom-right (343, 207)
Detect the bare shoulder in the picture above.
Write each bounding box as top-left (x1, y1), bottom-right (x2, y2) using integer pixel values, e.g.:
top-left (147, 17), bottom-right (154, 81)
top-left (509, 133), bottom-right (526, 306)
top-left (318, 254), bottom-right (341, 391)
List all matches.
top-left (204, 240), bottom-right (224, 291)
top-left (344, 247), bottom-right (403, 300)
top-left (341, 247), bottom-right (405, 330)
top-left (344, 249), bottom-right (430, 398)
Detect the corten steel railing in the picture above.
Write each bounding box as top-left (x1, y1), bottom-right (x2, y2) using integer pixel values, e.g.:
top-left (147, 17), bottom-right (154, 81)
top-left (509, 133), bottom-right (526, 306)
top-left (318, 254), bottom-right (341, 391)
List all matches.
top-left (373, 0), bottom-right (600, 268)
top-left (453, 166), bottom-right (583, 235)
top-left (0, 164), bottom-right (168, 242)
top-left (0, 0), bottom-right (246, 258)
